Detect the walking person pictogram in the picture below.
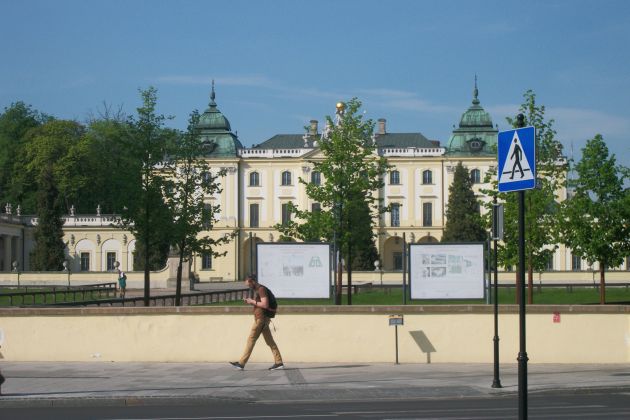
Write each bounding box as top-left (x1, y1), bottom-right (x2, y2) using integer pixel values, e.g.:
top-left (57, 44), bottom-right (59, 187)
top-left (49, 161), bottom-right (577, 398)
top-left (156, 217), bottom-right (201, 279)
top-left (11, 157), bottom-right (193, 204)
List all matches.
top-left (510, 139), bottom-right (525, 179)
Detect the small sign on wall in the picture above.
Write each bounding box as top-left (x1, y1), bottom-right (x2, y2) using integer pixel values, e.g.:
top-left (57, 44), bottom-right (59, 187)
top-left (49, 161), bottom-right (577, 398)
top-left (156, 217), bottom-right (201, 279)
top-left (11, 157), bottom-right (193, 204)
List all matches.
top-left (553, 312), bottom-right (561, 323)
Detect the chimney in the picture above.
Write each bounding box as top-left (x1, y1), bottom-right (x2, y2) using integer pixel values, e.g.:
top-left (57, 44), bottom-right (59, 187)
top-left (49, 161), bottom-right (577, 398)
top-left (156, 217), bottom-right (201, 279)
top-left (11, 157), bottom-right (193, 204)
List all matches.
top-left (309, 120), bottom-right (318, 135)
top-left (378, 118), bottom-right (386, 135)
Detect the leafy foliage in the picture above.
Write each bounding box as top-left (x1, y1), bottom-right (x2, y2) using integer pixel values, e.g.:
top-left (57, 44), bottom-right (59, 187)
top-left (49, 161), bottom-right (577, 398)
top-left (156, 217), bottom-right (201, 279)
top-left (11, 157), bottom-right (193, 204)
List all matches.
top-left (558, 135), bottom-right (630, 303)
top-left (164, 110), bottom-right (233, 304)
top-left (442, 162), bottom-right (486, 243)
top-left (0, 102), bottom-right (51, 212)
top-left (276, 98), bottom-right (389, 271)
top-left (116, 87), bottom-right (175, 304)
top-left (30, 166), bottom-right (66, 271)
top-left (481, 90), bottom-right (566, 302)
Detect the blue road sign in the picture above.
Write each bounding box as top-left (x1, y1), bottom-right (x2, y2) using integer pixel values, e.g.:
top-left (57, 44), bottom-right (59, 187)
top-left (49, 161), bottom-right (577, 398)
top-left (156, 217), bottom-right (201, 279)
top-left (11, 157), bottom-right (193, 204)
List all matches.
top-left (497, 126), bottom-right (536, 192)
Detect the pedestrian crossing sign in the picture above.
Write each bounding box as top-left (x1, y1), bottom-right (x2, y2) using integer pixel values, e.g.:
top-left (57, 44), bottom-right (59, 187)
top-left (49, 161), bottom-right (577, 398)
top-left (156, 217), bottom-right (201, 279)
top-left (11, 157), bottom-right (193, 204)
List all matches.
top-left (497, 126), bottom-right (536, 192)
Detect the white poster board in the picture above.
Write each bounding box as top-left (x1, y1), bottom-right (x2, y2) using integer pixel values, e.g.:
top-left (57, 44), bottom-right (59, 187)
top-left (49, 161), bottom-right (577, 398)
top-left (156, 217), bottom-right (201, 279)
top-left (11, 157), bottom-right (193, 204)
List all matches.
top-left (410, 243), bottom-right (485, 299)
top-left (257, 243), bottom-right (331, 298)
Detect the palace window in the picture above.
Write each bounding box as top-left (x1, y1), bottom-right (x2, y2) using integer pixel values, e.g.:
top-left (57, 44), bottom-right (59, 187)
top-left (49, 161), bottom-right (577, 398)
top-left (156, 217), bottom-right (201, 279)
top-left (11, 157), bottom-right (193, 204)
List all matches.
top-left (422, 169), bottom-right (433, 185)
top-left (389, 170), bottom-right (400, 185)
top-left (470, 169), bottom-right (481, 184)
top-left (249, 171), bottom-right (260, 186)
top-left (391, 203), bottom-right (400, 227)
top-left (249, 203), bottom-right (259, 228)
top-left (281, 171), bottom-right (292, 186)
top-left (106, 252), bottom-right (116, 271)
top-left (202, 203), bottom-right (212, 229)
top-left (202, 253), bottom-right (212, 270)
top-left (422, 202), bottom-right (433, 227)
top-left (80, 252), bottom-right (90, 272)
top-left (310, 171), bottom-right (321, 185)
top-left (393, 252), bottom-right (403, 271)
top-left (545, 254), bottom-right (554, 271)
top-left (311, 202), bottom-right (321, 212)
top-left (571, 254), bottom-right (582, 271)
top-left (281, 203), bottom-right (291, 225)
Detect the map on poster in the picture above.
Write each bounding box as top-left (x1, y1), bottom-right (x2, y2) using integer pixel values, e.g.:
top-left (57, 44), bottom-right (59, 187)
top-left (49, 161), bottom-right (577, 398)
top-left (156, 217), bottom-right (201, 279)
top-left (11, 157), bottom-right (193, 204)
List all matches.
top-left (257, 243), bottom-right (331, 298)
top-left (409, 243), bottom-right (485, 299)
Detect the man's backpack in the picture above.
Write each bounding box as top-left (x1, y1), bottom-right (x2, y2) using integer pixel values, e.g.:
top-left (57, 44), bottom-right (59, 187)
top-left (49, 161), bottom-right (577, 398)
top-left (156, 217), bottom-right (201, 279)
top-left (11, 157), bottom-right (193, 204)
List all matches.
top-left (263, 286), bottom-right (278, 318)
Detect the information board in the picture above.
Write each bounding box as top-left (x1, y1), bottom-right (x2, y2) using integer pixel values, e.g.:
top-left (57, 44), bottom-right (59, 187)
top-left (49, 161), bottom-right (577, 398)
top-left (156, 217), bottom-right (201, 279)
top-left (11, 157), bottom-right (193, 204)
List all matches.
top-left (257, 243), bottom-right (331, 298)
top-left (409, 243), bottom-right (485, 299)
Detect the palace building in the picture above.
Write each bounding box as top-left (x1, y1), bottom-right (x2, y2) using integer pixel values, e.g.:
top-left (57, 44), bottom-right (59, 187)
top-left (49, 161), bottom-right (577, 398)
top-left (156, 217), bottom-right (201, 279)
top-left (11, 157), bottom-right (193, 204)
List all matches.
top-left (1, 83), bottom-right (627, 280)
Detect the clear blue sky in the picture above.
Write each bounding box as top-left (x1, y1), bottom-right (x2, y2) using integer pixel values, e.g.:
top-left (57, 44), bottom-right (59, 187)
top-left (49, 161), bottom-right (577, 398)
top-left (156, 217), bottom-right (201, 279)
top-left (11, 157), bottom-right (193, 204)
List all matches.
top-left (2, 0), bottom-right (629, 166)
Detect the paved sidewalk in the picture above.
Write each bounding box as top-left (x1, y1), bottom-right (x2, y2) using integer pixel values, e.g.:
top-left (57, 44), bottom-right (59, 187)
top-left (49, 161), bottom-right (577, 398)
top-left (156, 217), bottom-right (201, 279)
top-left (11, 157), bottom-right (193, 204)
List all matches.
top-left (0, 362), bottom-right (628, 407)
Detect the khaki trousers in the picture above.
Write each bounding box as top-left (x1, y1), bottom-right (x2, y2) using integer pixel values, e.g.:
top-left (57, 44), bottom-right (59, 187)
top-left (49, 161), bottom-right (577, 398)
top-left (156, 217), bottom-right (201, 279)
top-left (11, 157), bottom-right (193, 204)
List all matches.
top-left (239, 317), bottom-right (283, 366)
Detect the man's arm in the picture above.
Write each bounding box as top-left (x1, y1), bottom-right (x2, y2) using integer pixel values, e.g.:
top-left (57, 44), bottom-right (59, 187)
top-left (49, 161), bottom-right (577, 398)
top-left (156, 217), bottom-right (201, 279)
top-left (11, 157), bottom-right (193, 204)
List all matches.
top-left (245, 287), bottom-right (269, 309)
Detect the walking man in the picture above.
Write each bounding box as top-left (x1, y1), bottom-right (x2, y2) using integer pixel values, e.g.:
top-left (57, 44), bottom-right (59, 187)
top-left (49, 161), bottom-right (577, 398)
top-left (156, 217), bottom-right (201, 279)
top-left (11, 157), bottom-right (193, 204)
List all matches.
top-left (230, 274), bottom-right (284, 371)
top-left (510, 138), bottom-right (525, 179)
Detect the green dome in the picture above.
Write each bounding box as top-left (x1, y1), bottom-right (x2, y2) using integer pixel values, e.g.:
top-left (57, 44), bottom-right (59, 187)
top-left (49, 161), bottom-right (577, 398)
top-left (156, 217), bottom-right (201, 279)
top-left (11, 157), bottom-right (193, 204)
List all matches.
top-left (458, 84), bottom-right (494, 128)
top-left (446, 79), bottom-right (498, 156)
top-left (197, 88), bottom-right (232, 131)
top-left (195, 83), bottom-right (243, 157)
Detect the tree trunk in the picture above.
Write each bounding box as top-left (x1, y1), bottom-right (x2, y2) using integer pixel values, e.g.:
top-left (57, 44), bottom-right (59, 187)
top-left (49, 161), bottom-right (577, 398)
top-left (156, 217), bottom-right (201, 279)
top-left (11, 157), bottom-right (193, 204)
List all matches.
top-left (599, 262), bottom-right (606, 305)
top-left (175, 243), bottom-right (185, 306)
top-left (347, 244), bottom-right (352, 306)
top-left (144, 237), bottom-right (150, 307)
top-left (336, 255), bottom-right (342, 305)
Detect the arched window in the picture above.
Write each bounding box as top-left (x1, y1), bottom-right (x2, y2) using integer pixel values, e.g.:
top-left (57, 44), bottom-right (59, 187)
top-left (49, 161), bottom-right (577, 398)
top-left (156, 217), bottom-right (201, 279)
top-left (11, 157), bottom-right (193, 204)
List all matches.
top-left (422, 170), bottom-right (433, 185)
top-left (389, 170), bottom-right (400, 185)
top-left (281, 171), bottom-right (292, 186)
top-left (249, 171), bottom-right (260, 186)
top-left (311, 171), bottom-right (321, 185)
top-left (470, 169), bottom-right (481, 184)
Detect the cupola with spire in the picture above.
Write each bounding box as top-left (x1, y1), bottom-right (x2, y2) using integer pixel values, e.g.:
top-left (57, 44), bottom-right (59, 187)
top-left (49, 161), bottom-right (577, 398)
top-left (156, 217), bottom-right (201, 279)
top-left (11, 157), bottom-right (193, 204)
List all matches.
top-left (196, 81), bottom-right (243, 157)
top-left (446, 76), bottom-right (498, 155)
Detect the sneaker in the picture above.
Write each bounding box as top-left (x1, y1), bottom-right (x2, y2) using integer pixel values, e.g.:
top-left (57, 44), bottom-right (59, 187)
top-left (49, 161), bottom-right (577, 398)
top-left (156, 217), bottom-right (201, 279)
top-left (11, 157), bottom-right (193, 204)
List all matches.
top-left (229, 362), bottom-right (244, 371)
top-left (268, 363), bottom-right (284, 371)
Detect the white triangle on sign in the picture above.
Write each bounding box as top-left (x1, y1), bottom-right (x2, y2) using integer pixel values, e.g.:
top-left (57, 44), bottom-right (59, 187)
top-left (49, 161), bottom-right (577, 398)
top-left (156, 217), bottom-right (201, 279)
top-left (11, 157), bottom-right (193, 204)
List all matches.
top-left (499, 131), bottom-right (534, 184)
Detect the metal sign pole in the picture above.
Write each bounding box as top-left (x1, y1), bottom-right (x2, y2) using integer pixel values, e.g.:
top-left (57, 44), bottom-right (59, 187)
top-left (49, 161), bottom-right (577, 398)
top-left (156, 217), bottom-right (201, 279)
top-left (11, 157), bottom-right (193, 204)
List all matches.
top-left (402, 233), bottom-right (407, 305)
top-left (515, 114), bottom-right (528, 420)
top-left (492, 198), bottom-right (502, 388)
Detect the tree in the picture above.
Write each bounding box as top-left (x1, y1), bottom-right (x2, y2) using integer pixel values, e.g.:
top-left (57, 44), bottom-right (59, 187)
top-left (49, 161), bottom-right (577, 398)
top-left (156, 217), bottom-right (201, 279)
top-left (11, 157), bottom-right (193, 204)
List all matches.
top-left (276, 99), bottom-right (390, 304)
top-left (77, 115), bottom-right (141, 214)
top-left (0, 102), bottom-right (50, 212)
top-left (30, 167), bottom-right (66, 270)
top-left (442, 161), bottom-right (486, 243)
top-left (558, 135), bottom-right (630, 304)
top-left (117, 87), bottom-right (175, 306)
top-left (22, 120), bottom-right (86, 270)
top-left (482, 90), bottom-right (567, 303)
top-left (164, 111), bottom-right (233, 305)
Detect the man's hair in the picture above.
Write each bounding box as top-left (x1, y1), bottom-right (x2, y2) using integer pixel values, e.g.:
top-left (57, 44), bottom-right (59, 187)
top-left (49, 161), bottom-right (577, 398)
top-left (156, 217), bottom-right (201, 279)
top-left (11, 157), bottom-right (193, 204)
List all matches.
top-left (246, 274), bottom-right (258, 283)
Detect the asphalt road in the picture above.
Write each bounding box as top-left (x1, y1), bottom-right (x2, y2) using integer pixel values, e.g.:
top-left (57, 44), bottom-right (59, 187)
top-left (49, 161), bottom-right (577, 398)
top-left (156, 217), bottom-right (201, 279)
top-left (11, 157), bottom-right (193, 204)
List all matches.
top-left (2, 388), bottom-right (629, 420)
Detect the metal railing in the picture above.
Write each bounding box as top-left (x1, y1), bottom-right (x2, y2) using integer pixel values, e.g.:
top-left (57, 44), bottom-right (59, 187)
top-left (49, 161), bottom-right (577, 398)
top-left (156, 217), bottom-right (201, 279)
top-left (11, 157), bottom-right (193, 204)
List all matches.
top-left (0, 283), bottom-right (117, 306)
top-left (45, 288), bottom-right (250, 307)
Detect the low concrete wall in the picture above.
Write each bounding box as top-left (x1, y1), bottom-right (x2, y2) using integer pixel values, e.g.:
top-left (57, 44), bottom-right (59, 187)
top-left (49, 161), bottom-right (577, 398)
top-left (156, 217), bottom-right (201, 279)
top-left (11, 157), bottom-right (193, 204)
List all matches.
top-left (0, 306), bottom-right (628, 364)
